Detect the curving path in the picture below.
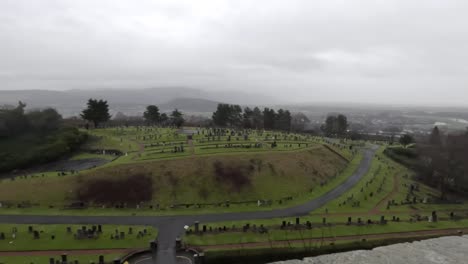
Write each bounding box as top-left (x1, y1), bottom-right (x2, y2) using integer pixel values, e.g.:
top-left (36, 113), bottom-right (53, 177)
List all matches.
top-left (0, 146), bottom-right (378, 264)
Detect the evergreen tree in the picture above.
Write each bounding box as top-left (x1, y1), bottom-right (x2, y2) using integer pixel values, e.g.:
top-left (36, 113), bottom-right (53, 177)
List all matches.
top-left (80, 99), bottom-right (111, 128)
top-left (170, 109), bottom-right (184, 128)
top-left (143, 105), bottom-right (161, 125)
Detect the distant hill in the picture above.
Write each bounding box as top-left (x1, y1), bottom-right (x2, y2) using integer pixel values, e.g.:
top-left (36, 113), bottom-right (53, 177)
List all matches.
top-left (159, 97), bottom-right (221, 113)
top-left (0, 87), bottom-right (280, 117)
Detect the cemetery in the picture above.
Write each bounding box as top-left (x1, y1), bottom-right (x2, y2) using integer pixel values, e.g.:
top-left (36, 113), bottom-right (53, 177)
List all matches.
top-left (0, 224), bottom-right (156, 251)
top-left (0, 254), bottom-right (122, 264)
top-left (0, 126), bottom-right (466, 263)
top-left (0, 127), bottom-right (359, 215)
top-left (181, 147), bottom-right (468, 254)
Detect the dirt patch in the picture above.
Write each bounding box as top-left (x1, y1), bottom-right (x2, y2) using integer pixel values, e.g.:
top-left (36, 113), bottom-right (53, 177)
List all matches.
top-left (77, 173), bottom-right (153, 205)
top-left (213, 161), bottom-right (254, 192)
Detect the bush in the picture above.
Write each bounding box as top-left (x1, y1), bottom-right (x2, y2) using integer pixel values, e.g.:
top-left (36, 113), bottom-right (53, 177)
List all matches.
top-left (0, 127), bottom-right (87, 172)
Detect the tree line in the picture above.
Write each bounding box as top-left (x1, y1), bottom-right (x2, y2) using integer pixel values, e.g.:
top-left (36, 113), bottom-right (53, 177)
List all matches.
top-left (417, 126), bottom-right (468, 198)
top-left (80, 99), bottom-right (185, 128)
top-left (0, 101), bottom-right (62, 138)
top-left (210, 103), bottom-right (318, 133)
top-left (0, 101), bottom-right (86, 172)
top-left (80, 99), bottom-right (354, 136)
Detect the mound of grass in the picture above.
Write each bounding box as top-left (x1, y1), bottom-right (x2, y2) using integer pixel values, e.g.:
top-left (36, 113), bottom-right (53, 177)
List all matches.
top-left (0, 145), bottom-right (348, 209)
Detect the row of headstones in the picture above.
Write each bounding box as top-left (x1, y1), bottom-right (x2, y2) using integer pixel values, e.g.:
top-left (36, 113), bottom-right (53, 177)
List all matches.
top-left (187, 216), bottom-right (396, 237)
top-left (7, 173), bottom-right (47, 182)
top-left (339, 165), bottom-right (383, 207)
top-left (48, 254), bottom-right (111, 264)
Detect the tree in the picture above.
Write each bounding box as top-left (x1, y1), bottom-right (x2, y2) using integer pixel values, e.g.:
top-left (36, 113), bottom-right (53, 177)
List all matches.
top-left (274, 109), bottom-right (292, 131)
top-left (242, 107), bottom-right (254, 128)
top-left (27, 108), bottom-right (62, 133)
top-left (321, 114), bottom-right (348, 137)
top-left (170, 109), bottom-right (184, 128)
top-left (212, 104), bottom-right (230, 127)
top-left (0, 101), bottom-right (28, 137)
top-left (291, 112), bottom-right (310, 132)
top-left (263, 108), bottom-right (276, 130)
top-left (212, 103), bottom-right (243, 127)
top-left (252, 107), bottom-right (264, 129)
top-left (399, 134), bottom-right (414, 147)
top-left (336, 114), bottom-right (348, 135)
top-left (143, 105), bottom-right (161, 125)
top-left (430, 126), bottom-right (442, 146)
top-left (160, 113), bottom-right (169, 126)
top-left (80, 99), bottom-right (111, 128)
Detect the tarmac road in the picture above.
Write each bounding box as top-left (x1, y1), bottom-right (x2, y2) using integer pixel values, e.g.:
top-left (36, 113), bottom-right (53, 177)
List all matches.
top-left (0, 146), bottom-right (378, 264)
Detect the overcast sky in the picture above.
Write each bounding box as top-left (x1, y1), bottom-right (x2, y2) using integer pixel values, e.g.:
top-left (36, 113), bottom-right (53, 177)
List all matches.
top-left (1, 0), bottom-right (468, 106)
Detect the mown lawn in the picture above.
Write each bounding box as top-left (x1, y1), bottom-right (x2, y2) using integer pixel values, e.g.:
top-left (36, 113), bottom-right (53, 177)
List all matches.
top-left (0, 224), bottom-right (156, 251)
top-left (184, 218), bottom-right (468, 246)
top-left (0, 254), bottom-right (122, 264)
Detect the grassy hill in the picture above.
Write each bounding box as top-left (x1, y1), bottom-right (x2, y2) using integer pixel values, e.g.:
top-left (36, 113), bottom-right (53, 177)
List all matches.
top-left (0, 145), bottom-right (347, 209)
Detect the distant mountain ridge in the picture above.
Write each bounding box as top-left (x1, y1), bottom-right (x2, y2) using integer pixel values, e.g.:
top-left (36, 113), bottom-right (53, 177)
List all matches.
top-left (0, 87), bottom-right (280, 117)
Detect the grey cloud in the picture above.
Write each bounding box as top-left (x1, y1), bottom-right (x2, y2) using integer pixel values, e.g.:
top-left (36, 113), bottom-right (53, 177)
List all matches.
top-left (0, 0), bottom-right (468, 106)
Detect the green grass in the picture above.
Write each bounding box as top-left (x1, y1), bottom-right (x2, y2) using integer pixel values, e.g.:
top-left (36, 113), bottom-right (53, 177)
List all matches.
top-left (69, 152), bottom-right (116, 161)
top-left (0, 146), bottom-right (362, 216)
top-left (0, 254), bottom-right (122, 264)
top-left (0, 144), bottom-right (349, 211)
top-left (0, 224), bottom-right (156, 251)
top-left (184, 218), bottom-right (468, 246)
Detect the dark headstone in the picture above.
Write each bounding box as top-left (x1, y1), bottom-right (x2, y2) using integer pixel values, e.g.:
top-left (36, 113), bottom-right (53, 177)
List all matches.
top-left (380, 216), bottom-right (386, 224)
top-left (61, 254), bottom-right (67, 263)
top-left (432, 211), bottom-right (438, 222)
top-left (175, 237), bottom-right (182, 249)
top-left (99, 255), bottom-right (104, 264)
top-left (49, 258), bottom-right (54, 264)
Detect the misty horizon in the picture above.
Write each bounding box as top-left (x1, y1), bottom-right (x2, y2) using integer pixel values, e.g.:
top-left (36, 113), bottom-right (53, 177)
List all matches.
top-left (2, 0), bottom-right (468, 107)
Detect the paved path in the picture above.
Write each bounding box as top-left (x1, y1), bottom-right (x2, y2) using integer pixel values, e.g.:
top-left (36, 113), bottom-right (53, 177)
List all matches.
top-left (0, 146), bottom-right (378, 264)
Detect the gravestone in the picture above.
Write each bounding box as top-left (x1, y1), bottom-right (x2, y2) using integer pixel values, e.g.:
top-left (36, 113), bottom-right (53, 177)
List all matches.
top-left (61, 254), bottom-right (67, 264)
top-left (432, 211), bottom-right (438, 222)
top-left (175, 237), bottom-right (182, 249)
top-left (380, 216), bottom-right (386, 224)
